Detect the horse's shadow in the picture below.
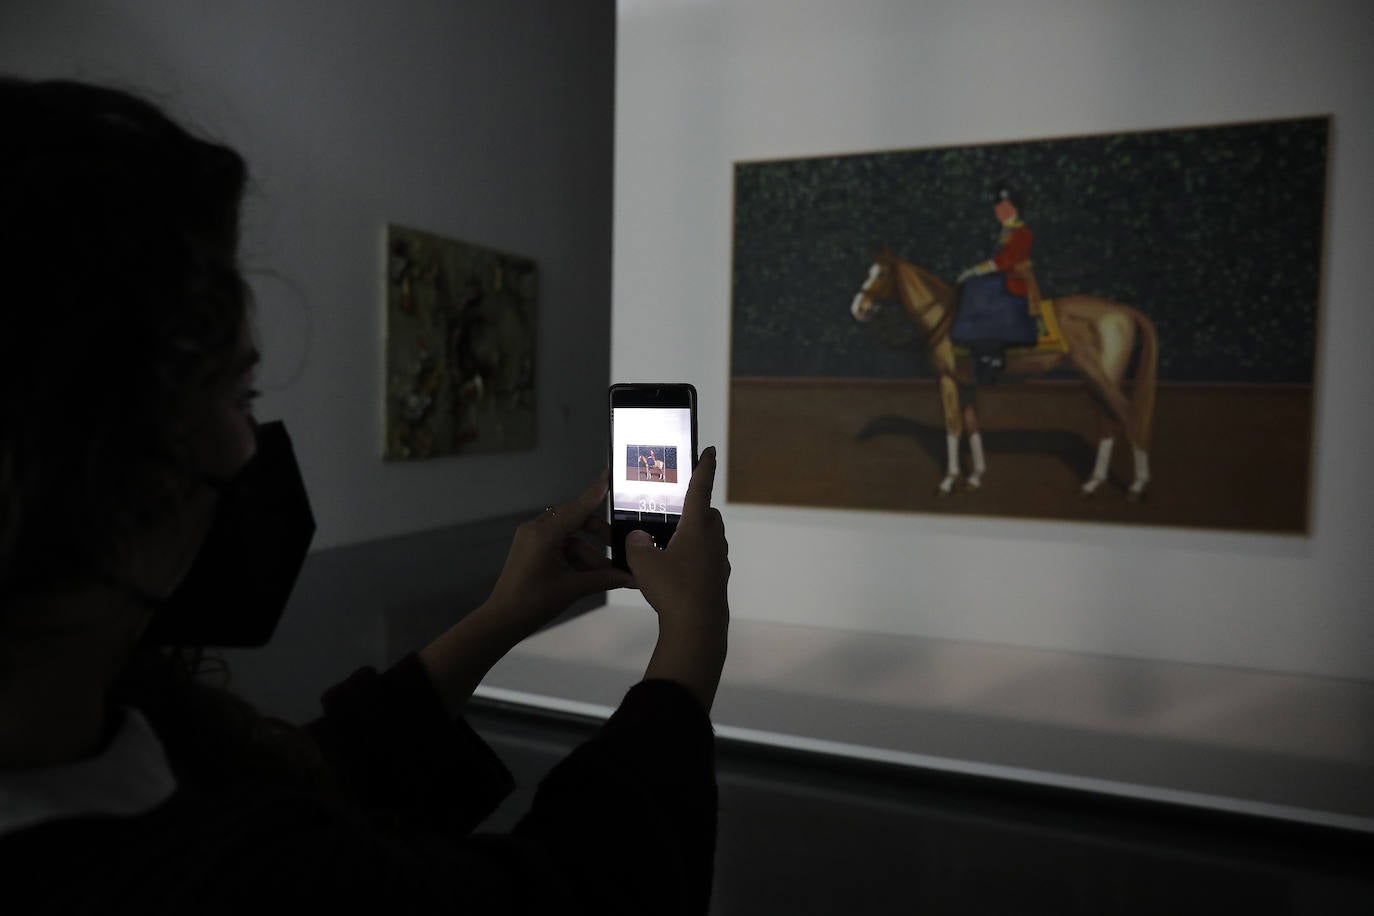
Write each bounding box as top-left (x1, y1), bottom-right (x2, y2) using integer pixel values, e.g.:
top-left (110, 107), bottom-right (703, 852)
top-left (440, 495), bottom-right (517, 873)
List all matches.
top-left (855, 415), bottom-right (1115, 489)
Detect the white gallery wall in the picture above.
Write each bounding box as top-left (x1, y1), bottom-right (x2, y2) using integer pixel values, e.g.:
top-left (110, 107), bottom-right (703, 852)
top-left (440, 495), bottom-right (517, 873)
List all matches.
top-left (612, 0), bottom-right (1374, 682)
top-left (1, 0), bottom-right (615, 551)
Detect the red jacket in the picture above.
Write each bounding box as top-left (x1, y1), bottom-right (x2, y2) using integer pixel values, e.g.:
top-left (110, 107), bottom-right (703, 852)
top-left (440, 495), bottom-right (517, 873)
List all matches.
top-left (992, 221), bottom-right (1033, 297)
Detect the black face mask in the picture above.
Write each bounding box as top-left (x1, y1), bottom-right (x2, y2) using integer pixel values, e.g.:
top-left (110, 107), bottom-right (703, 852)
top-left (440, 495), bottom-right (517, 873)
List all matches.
top-left (139, 420), bottom-right (316, 648)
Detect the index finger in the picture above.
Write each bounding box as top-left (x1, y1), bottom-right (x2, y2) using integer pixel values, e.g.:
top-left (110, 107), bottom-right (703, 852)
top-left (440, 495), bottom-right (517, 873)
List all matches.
top-left (544, 470), bottom-right (611, 537)
top-left (679, 446), bottom-right (717, 524)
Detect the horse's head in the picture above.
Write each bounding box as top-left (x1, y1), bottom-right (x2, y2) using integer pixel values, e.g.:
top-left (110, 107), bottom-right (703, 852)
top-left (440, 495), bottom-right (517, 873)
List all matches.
top-left (851, 252), bottom-right (957, 343)
top-left (850, 255), bottom-right (895, 323)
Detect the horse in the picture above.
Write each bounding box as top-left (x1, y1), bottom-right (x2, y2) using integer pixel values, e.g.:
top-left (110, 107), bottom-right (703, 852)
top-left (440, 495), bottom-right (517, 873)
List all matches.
top-left (849, 252), bottom-right (1157, 499)
top-left (638, 451), bottom-right (666, 481)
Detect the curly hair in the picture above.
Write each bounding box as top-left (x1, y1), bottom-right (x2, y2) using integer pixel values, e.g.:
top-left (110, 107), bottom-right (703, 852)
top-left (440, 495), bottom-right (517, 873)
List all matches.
top-left (0, 78), bottom-right (251, 599)
top-left (0, 78), bottom-right (338, 795)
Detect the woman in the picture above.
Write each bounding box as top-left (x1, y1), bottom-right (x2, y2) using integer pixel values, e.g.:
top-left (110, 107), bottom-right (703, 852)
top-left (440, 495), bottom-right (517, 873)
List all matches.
top-left (0, 78), bottom-right (729, 914)
top-left (951, 183), bottom-right (1041, 383)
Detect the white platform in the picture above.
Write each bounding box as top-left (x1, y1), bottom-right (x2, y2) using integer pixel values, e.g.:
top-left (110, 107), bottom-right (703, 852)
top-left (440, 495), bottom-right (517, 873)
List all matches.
top-left (480, 604), bottom-right (1374, 833)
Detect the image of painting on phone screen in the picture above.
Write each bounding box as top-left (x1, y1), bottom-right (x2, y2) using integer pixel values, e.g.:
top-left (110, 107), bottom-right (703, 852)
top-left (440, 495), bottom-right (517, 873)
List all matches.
top-left (612, 408), bottom-right (691, 517)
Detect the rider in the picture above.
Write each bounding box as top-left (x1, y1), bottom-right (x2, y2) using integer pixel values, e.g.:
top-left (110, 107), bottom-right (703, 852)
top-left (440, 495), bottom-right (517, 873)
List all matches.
top-left (951, 183), bottom-right (1040, 384)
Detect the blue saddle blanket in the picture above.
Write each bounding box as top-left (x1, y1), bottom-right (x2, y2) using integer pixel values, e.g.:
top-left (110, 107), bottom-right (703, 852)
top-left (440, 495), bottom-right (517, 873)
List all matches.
top-left (950, 274), bottom-right (1038, 345)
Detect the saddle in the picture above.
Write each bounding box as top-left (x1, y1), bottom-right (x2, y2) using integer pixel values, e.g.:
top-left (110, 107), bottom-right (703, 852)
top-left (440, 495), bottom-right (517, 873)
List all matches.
top-left (1012, 259), bottom-right (1068, 354)
top-left (1017, 298), bottom-right (1069, 354)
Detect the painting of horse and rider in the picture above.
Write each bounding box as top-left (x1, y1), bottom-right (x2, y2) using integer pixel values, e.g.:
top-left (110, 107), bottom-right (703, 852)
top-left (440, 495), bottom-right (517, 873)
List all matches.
top-left (627, 444), bottom-right (679, 483)
top-left (729, 117), bottom-right (1328, 533)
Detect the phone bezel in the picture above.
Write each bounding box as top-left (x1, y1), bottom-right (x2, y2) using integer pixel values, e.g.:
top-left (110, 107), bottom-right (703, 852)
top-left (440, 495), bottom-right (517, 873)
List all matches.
top-left (607, 383), bottom-right (699, 572)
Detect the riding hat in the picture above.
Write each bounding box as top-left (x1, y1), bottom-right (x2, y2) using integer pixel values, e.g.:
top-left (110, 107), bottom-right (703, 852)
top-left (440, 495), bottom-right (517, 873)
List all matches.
top-left (990, 182), bottom-right (1022, 211)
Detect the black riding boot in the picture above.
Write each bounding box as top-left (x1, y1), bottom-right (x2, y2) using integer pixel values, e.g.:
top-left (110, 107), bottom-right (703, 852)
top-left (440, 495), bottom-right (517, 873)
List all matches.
top-left (972, 344), bottom-right (1005, 385)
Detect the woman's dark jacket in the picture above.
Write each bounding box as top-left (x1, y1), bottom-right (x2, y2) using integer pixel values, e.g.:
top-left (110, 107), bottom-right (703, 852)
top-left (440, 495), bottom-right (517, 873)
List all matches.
top-left (0, 652), bottom-right (717, 914)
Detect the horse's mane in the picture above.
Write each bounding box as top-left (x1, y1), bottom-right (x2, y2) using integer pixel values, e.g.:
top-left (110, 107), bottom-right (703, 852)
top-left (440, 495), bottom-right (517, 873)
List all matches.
top-left (874, 250), bottom-right (957, 342)
top-left (876, 251), bottom-right (950, 294)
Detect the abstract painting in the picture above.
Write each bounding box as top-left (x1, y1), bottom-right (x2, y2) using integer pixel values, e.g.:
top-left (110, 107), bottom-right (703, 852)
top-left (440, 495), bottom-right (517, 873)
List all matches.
top-left (385, 225), bottom-right (536, 460)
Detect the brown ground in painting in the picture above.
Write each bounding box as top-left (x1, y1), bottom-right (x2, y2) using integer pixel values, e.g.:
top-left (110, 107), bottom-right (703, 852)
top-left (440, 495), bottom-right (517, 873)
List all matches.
top-left (625, 464), bottom-right (679, 484)
top-left (728, 378), bottom-right (1313, 533)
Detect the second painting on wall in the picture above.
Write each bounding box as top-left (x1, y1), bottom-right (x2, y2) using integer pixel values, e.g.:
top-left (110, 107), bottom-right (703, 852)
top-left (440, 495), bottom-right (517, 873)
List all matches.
top-left (729, 117), bottom-right (1329, 534)
top-left (384, 224), bottom-right (537, 461)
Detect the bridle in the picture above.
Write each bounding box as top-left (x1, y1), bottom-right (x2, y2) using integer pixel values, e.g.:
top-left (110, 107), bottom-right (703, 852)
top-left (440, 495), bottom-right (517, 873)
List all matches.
top-left (852, 256), bottom-right (958, 346)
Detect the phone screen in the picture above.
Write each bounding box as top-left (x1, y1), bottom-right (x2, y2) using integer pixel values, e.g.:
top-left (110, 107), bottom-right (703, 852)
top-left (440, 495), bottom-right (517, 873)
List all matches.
top-left (610, 406), bottom-right (692, 523)
top-left (608, 384), bottom-right (697, 571)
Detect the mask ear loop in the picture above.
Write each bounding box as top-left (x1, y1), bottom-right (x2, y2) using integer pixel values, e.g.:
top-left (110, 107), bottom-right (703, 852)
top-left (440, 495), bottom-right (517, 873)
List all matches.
top-left (0, 568), bottom-right (168, 615)
top-left (92, 569), bottom-right (167, 612)
top-left (95, 454), bottom-right (250, 610)
top-left (198, 474), bottom-right (233, 495)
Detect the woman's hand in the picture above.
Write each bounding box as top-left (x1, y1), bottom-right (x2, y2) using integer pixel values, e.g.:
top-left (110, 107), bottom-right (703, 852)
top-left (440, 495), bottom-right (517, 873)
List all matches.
top-left (629, 447), bottom-right (730, 711)
top-left (482, 471), bottom-right (635, 633)
top-left (418, 472), bottom-right (632, 717)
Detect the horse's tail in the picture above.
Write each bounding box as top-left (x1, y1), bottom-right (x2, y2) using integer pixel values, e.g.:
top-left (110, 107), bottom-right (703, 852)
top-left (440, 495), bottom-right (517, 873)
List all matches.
top-left (1129, 308), bottom-right (1158, 448)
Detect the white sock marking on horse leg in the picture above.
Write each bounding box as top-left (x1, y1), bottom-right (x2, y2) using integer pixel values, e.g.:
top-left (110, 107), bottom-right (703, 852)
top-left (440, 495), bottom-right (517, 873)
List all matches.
top-left (967, 433), bottom-right (985, 489)
top-left (1130, 447), bottom-right (1150, 497)
top-left (940, 433), bottom-right (960, 494)
top-left (1082, 437), bottom-right (1114, 494)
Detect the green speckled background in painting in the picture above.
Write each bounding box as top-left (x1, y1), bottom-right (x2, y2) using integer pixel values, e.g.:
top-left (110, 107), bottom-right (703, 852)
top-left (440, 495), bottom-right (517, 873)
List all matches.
top-left (731, 118), bottom-right (1328, 383)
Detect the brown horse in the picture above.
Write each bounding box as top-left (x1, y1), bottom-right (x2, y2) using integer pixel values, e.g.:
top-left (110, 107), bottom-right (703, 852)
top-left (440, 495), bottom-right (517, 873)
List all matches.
top-left (849, 252), bottom-right (1157, 498)
top-left (638, 451), bottom-right (666, 481)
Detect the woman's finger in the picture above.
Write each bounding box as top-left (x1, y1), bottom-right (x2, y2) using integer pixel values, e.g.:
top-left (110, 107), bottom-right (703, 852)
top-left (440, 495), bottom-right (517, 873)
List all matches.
top-left (544, 471), bottom-right (611, 538)
top-left (581, 514), bottom-right (612, 543)
top-left (583, 564), bottom-right (638, 593)
top-left (565, 537), bottom-right (612, 570)
top-left (564, 537), bottom-right (635, 586)
top-left (679, 447), bottom-right (717, 527)
top-left (574, 469), bottom-right (611, 515)
top-left (566, 538), bottom-right (615, 574)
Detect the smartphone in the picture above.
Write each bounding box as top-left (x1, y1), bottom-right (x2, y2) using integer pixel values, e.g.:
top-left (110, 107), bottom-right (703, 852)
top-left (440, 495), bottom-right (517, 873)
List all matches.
top-left (608, 383), bottom-right (699, 572)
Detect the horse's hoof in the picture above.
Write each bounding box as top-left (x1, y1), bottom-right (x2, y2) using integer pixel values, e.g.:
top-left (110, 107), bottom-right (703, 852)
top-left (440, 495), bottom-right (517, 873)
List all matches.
top-left (1127, 488), bottom-right (1147, 503)
top-left (1081, 478), bottom-right (1104, 498)
top-left (937, 478), bottom-right (956, 497)
top-left (966, 477), bottom-right (982, 492)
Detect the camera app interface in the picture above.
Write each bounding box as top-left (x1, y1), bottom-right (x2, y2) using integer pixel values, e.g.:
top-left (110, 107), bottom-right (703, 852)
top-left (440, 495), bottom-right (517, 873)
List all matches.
top-left (612, 407), bottom-right (692, 522)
